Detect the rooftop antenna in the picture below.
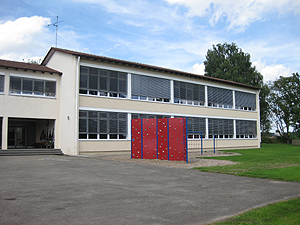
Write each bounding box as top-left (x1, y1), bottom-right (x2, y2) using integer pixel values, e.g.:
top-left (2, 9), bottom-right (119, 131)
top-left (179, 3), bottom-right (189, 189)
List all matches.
top-left (48, 16), bottom-right (63, 47)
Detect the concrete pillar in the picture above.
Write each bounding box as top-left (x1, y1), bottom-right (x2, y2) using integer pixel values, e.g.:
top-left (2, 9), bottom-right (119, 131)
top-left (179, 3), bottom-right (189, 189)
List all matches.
top-left (1, 117), bottom-right (8, 150)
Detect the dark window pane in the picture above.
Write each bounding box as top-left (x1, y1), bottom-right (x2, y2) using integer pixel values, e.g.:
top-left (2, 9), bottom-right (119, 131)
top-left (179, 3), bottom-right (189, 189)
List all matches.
top-left (110, 78), bottom-right (118, 92)
top-left (45, 81), bottom-right (56, 96)
top-left (100, 77), bottom-right (108, 90)
top-left (119, 79), bottom-right (127, 93)
top-left (79, 111), bottom-right (87, 117)
top-left (80, 66), bottom-right (88, 74)
top-left (88, 119), bottom-right (98, 133)
top-left (34, 80), bottom-right (44, 95)
top-left (79, 119), bottom-right (87, 132)
top-left (0, 75), bottom-right (4, 92)
top-left (79, 134), bottom-right (87, 139)
top-left (80, 74), bottom-right (87, 88)
top-left (89, 75), bottom-right (98, 90)
top-left (89, 68), bottom-right (98, 75)
top-left (23, 79), bottom-right (33, 94)
top-left (88, 134), bottom-right (97, 139)
top-left (10, 77), bottom-right (21, 93)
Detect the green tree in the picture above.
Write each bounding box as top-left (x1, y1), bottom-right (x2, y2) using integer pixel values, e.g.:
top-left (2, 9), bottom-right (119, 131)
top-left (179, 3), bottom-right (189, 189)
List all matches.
top-left (269, 73), bottom-right (300, 141)
top-left (260, 83), bottom-right (272, 133)
top-left (204, 42), bottom-right (263, 87)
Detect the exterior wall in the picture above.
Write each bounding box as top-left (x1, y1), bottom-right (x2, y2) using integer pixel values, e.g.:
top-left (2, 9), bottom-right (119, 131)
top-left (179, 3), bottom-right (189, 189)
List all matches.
top-left (0, 68), bottom-right (60, 149)
top-left (77, 59), bottom-right (260, 154)
top-left (45, 51), bottom-right (79, 155)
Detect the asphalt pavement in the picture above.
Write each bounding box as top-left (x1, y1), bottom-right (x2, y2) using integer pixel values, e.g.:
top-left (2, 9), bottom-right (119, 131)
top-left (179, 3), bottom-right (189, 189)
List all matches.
top-left (1, 155), bottom-right (300, 225)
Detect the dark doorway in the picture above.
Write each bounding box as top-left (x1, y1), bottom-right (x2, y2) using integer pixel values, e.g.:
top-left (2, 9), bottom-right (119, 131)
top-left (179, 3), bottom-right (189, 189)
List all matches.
top-left (8, 127), bottom-right (27, 148)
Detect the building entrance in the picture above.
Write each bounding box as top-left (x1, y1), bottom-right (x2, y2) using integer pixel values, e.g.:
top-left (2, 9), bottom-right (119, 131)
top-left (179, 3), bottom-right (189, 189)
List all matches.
top-left (8, 127), bottom-right (27, 148)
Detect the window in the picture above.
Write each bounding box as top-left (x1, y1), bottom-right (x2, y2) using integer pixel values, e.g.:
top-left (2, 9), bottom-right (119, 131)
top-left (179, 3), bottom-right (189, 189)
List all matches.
top-left (236, 120), bottom-right (257, 138)
top-left (174, 81), bottom-right (205, 106)
top-left (208, 118), bottom-right (234, 139)
top-left (0, 75), bottom-right (5, 93)
top-left (131, 74), bottom-right (170, 102)
top-left (9, 76), bottom-right (56, 97)
top-left (235, 91), bottom-right (256, 111)
top-left (187, 117), bottom-right (206, 139)
top-left (131, 114), bottom-right (170, 119)
top-left (79, 66), bottom-right (127, 98)
top-left (79, 110), bottom-right (127, 140)
top-left (207, 86), bottom-right (233, 108)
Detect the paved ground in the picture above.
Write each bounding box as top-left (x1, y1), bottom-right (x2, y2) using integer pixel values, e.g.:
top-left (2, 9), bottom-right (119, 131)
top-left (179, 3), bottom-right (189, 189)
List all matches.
top-left (1, 155), bottom-right (300, 225)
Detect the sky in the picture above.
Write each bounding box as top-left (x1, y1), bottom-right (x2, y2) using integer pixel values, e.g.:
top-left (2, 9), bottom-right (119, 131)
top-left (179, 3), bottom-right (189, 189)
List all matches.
top-left (1, 0), bottom-right (300, 82)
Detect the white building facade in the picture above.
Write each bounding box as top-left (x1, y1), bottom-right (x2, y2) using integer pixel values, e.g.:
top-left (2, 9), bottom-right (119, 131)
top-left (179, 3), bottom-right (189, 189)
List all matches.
top-left (0, 47), bottom-right (261, 155)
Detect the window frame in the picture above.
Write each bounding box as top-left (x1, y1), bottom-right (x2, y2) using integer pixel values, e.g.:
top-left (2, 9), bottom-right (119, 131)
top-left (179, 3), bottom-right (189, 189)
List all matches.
top-left (174, 81), bottom-right (205, 106)
top-left (131, 74), bottom-right (171, 103)
top-left (0, 75), bottom-right (5, 94)
top-left (79, 110), bottom-right (128, 140)
top-left (79, 66), bottom-right (127, 99)
top-left (9, 76), bottom-right (56, 97)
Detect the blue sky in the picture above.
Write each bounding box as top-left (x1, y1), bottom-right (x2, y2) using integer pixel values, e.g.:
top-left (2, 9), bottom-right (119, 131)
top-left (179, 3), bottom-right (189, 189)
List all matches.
top-left (1, 0), bottom-right (300, 82)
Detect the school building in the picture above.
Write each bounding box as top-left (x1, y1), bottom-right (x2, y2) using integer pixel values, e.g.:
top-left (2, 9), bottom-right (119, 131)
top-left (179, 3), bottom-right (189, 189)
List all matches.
top-left (0, 47), bottom-right (260, 155)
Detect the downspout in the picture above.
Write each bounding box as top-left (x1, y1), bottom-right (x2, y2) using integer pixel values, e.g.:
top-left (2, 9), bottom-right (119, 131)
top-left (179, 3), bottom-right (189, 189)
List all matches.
top-left (75, 56), bottom-right (80, 155)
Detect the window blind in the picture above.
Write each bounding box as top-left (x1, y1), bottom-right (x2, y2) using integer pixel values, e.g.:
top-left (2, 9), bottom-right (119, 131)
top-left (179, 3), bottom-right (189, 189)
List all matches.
top-left (131, 74), bottom-right (170, 99)
top-left (208, 118), bottom-right (234, 136)
top-left (208, 86), bottom-right (233, 106)
top-left (235, 91), bottom-right (256, 109)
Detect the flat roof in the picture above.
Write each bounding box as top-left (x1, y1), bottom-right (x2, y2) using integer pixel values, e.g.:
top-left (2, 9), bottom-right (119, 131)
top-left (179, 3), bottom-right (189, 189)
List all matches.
top-left (42, 47), bottom-right (260, 90)
top-left (0, 59), bottom-right (62, 75)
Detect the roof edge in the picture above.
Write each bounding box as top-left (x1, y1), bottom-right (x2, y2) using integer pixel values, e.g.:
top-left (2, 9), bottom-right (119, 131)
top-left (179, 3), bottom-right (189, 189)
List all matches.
top-left (42, 47), bottom-right (261, 90)
top-left (0, 58), bottom-right (62, 75)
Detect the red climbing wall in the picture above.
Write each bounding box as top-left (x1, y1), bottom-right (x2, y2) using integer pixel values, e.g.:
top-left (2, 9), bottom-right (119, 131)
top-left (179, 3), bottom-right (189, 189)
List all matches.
top-left (157, 118), bottom-right (168, 160)
top-left (131, 117), bottom-right (187, 162)
top-left (131, 119), bottom-right (142, 158)
top-left (142, 118), bottom-right (157, 159)
top-left (168, 118), bottom-right (186, 161)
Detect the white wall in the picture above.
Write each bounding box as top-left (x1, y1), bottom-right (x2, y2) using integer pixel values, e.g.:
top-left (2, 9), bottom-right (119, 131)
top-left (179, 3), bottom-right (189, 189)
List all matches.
top-left (44, 51), bottom-right (79, 155)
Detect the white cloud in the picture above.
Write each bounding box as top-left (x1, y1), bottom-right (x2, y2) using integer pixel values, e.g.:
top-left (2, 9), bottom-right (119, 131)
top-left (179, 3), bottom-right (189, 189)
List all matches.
top-left (0, 16), bottom-right (52, 61)
top-left (164, 0), bottom-right (300, 31)
top-left (192, 62), bottom-right (205, 75)
top-left (0, 16), bottom-right (85, 62)
top-left (253, 59), bottom-right (292, 82)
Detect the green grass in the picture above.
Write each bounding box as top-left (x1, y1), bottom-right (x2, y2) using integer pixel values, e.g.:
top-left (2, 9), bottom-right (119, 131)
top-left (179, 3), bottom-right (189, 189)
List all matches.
top-left (194, 143), bottom-right (300, 182)
top-left (207, 196), bottom-right (300, 225)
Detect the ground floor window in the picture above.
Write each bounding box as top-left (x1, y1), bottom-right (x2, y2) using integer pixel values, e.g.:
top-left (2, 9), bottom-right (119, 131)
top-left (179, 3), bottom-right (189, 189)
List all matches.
top-left (79, 110), bottom-right (127, 140)
top-left (208, 118), bottom-right (234, 139)
top-left (187, 117), bottom-right (206, 139)
top-left (236, 120), bottom-right (257, 138)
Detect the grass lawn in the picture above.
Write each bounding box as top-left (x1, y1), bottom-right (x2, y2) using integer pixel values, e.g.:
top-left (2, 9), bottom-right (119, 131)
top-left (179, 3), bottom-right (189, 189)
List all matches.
top-left (194, 143), bottom-right (300, 182)
top-left (207, 196), bottom-right (300, 225)
top-left (196, 143), bottom-right (300, 225)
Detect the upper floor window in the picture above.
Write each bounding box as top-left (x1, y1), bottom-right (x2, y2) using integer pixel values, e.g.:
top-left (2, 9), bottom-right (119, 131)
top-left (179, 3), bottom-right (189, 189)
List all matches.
top-left (131, 74), bottom-right (170, 102)
top-left (174, 81), bottom-right (205, 106)
top-left (236, 120), bottom-right (257, 138)
top-left (207, 86), bottom-right (233, 108)
top-left (80, 66), bottom-right (127, 98)
top-left (9, 76), bottom-right (56, 97)
top-left (208, 118), bottom-right (234, 139)
top-left (0, 75), bottom-right (4, 93)
top-left (235, 91), bottom-right (256, 111)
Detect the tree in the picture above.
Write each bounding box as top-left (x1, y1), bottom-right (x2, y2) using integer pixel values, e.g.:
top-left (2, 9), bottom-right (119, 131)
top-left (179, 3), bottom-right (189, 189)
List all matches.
top-left (260, 83), bottom-right (272, 133)
top-left (269, 73), bottom-right (300, 141)
top-left (204, 42), bottom-right (270, 132)
top-left (204, 42), bottom-right (263, 87)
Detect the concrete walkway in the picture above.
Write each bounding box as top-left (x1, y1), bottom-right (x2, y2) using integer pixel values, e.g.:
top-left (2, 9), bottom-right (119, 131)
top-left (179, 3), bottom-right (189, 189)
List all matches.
top-left (1, 155), bottom-right (300, 225)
